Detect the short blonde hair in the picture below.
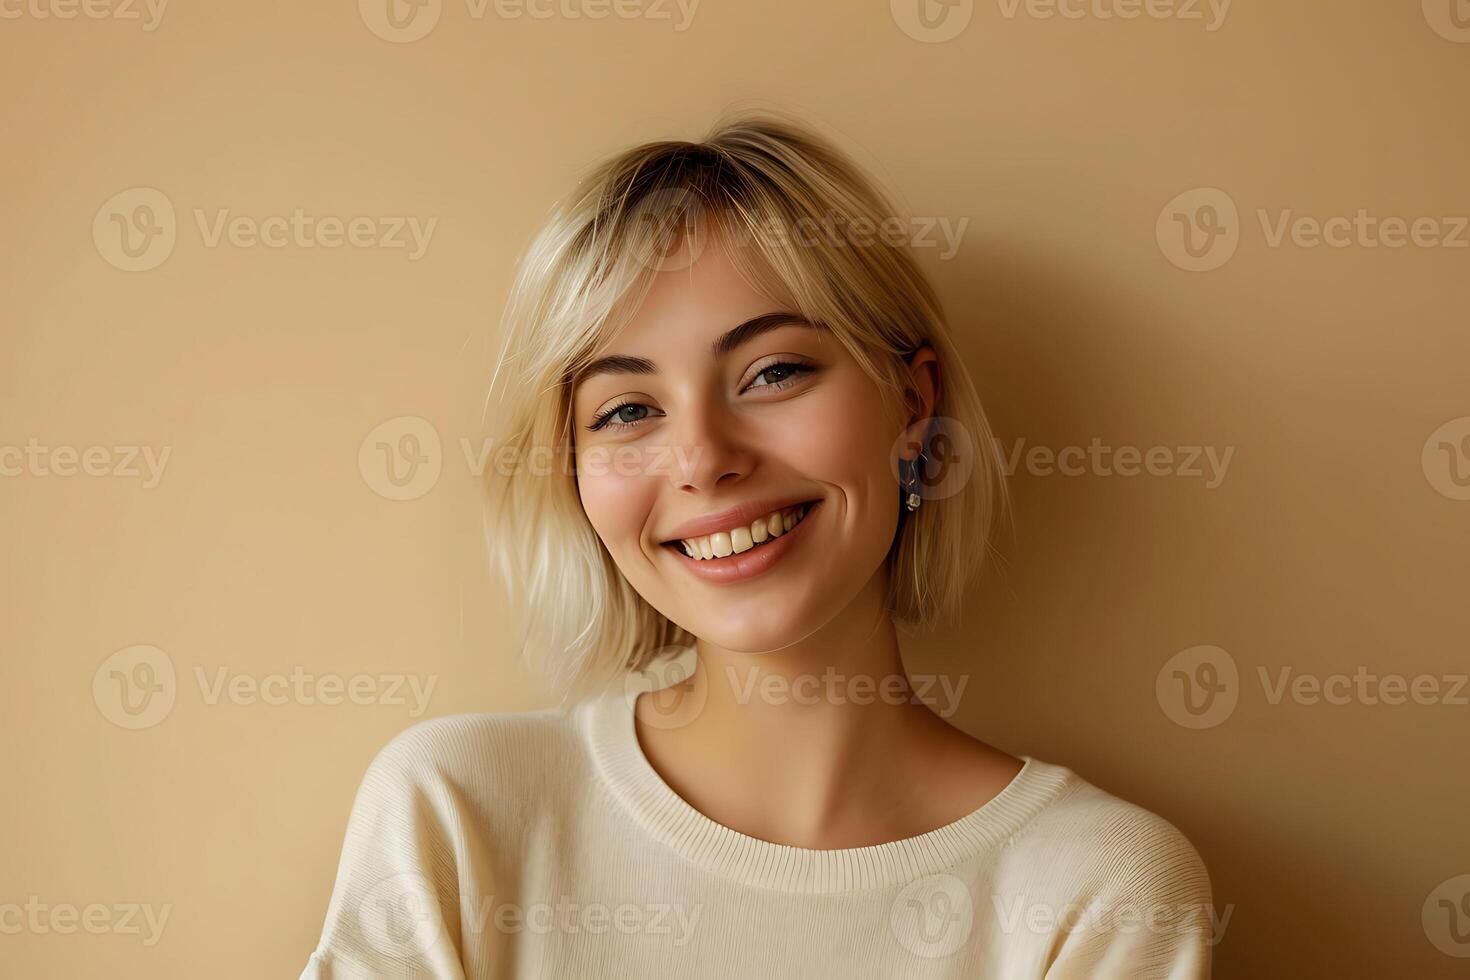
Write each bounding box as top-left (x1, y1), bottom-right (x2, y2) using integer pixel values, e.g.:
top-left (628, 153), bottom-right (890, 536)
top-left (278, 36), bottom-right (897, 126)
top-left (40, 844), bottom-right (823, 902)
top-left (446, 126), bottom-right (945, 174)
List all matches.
top-left (484, 109), bottom-right (1009, 706)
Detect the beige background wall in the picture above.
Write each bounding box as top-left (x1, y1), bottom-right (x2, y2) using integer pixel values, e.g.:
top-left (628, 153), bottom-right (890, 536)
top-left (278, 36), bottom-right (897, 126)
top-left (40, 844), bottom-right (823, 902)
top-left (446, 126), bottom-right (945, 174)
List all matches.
top-left (2, 1), bottom-right (1467, 976)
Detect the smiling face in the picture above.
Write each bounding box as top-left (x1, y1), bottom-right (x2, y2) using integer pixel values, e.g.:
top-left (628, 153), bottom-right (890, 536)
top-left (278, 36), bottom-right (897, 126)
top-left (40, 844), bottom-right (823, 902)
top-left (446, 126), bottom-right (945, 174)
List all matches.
top-left (570, 230), bottom-right (927, 654)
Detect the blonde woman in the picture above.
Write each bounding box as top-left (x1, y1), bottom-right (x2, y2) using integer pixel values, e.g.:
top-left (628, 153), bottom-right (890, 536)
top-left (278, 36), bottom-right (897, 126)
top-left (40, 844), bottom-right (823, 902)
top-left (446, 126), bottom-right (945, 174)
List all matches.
top-left (301, 111), bottom-right (1214, 979)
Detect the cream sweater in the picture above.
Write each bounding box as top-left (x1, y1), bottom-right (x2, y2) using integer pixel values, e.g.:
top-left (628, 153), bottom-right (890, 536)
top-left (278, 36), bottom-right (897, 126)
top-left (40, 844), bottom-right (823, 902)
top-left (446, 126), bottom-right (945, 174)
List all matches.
top-left (301, 665), bottom-right (1214, 979)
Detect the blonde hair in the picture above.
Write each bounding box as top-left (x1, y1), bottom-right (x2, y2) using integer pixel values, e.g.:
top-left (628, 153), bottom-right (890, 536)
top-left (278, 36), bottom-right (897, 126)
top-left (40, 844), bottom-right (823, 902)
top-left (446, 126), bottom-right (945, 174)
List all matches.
top-left (484, 109), bottom-right (1010, 706)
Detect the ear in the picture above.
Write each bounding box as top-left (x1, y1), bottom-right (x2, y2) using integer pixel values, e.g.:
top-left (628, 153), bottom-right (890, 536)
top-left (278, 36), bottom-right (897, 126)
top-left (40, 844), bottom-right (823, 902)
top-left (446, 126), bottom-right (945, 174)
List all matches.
top-left (900, 345), bottom-right (941, 459)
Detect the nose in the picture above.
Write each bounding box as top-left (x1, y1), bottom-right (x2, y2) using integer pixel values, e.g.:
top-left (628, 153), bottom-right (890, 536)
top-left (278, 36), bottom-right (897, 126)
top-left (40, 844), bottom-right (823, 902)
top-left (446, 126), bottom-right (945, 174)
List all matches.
top-left (665, 393), bottom-right (755, 494)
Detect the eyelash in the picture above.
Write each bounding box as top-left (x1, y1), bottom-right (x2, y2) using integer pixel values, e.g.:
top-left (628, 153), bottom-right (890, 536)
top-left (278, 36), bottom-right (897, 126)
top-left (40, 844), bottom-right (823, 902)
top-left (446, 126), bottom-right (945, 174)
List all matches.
top-left (586, 360), bottom-right (816, 433)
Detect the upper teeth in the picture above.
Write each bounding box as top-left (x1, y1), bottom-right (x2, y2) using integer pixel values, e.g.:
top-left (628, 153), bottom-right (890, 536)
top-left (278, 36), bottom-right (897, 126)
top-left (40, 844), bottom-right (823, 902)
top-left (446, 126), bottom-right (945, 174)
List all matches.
top-left (677, 503), bottom-right (813, 560)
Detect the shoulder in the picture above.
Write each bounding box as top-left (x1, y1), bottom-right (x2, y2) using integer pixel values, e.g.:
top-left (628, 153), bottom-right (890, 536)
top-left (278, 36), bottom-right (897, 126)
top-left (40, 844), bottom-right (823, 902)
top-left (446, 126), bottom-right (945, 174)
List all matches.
top-left (1005, 762), bottom-right (1212, 907)
top-left (370, 705), bottom-right (576, 768)
top-left (306, 708), bottom-right (588, 976)
top-left (351, 704), bottom-right (588, 814)
top-left (990, 763), bottom-right (1217, 977)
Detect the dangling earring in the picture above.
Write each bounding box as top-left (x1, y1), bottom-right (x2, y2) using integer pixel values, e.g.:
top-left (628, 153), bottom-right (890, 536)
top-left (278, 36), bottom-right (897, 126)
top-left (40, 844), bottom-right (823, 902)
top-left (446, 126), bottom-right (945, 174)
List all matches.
top-left (904, 453), bottom-right (925, 512)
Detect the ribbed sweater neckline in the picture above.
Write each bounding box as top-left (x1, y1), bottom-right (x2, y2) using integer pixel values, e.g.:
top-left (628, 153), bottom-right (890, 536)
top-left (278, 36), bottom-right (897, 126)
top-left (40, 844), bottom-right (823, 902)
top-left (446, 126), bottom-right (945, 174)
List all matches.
top-left (579, 652), bottom-right (1075, 895)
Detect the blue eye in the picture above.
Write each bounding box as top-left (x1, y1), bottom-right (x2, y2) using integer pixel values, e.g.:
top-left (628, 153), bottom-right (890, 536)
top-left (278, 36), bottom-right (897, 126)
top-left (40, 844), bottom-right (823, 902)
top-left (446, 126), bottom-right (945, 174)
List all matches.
top-left (585, 360), bottom-right (815, 433)
top-left (587, 400), bottom-right (653, 432)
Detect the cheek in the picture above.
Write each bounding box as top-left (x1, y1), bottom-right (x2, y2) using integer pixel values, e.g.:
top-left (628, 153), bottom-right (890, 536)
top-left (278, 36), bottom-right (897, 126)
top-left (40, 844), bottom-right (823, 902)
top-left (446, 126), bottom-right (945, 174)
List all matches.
top-left (576, 447), bottom-right (664, 551)
top-left (787, 374), bottom-right (899, 489)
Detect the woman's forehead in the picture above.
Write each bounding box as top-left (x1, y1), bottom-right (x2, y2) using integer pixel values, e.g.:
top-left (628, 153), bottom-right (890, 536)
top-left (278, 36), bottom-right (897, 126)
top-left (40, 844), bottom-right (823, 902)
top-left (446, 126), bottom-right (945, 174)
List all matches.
top-left (615, 237), bottom-right (785, 339)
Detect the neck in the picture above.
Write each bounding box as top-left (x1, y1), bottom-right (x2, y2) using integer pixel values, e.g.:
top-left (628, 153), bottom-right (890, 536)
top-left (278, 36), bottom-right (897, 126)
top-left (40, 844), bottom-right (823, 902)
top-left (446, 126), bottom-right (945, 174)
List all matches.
top-left (636, 570), bottom-right (968, 848)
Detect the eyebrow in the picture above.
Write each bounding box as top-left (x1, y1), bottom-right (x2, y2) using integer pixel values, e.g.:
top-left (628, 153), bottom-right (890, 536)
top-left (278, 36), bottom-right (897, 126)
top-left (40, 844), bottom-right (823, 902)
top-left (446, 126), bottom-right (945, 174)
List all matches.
top-left (572, 313), bottom-right (822, 387)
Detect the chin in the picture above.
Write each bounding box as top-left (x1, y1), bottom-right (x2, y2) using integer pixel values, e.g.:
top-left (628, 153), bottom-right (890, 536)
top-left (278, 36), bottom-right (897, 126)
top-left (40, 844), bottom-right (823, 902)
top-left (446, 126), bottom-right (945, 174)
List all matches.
top-left (668, 595), bottom-right (832, 656)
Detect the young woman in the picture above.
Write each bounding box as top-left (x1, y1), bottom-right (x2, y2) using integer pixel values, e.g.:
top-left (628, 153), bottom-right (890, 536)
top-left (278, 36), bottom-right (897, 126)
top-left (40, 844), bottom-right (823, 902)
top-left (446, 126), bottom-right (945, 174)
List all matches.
top-left (301, 111), bottom-right (1213, 979)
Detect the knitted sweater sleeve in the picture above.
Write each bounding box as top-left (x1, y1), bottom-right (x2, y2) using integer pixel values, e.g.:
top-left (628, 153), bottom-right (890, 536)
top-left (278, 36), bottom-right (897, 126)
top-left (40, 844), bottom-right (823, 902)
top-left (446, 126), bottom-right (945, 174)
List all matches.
top-left (1041, 802), bottom-right (1215, 980)
top-left (299, 723), bottom-right (472, 980)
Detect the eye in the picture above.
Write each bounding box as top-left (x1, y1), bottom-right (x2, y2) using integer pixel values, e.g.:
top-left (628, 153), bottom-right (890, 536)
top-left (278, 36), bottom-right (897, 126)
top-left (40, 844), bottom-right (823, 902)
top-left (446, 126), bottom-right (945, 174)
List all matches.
top-left (587, 399), bottom-right (660, 433)
top-left (583, 360), bottom-right (816, 434)
top-left (744, 359), bottom-right (815, 393)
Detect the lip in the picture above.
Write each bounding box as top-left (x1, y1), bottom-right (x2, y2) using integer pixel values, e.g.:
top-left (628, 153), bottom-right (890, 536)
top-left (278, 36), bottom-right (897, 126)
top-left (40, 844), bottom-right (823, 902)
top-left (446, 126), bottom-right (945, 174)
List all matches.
top-left (659, 495), bottom-right (821, 543)
top-left (663, 500), bottom-right (821, 585)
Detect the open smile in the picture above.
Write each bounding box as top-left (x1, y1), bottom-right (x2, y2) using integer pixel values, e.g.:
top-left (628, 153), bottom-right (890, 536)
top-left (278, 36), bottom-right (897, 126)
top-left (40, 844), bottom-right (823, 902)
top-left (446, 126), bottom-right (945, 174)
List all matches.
top-left (661, 500), bottom-right (821, 584)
